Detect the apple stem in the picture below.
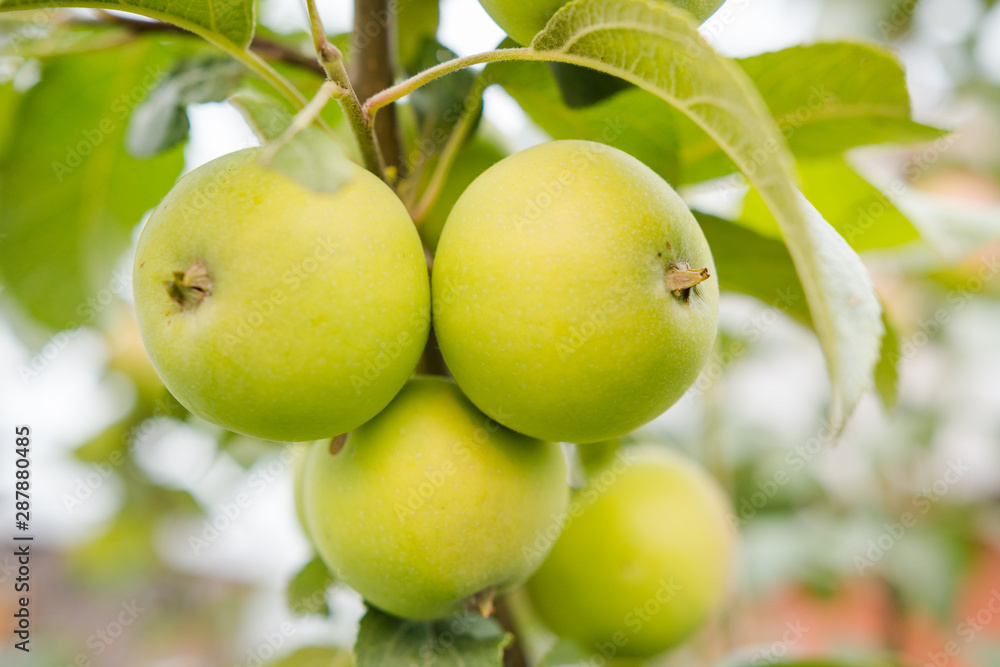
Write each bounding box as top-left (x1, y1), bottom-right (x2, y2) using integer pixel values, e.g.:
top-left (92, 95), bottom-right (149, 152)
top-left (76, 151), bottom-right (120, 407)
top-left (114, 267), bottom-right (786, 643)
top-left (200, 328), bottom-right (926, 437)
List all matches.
top-left (665, 262), bottom-right (710, 298)
top-left (166, 260), bottom-right (212, 310)
top-left (466, 587), bottom-right (496, 618)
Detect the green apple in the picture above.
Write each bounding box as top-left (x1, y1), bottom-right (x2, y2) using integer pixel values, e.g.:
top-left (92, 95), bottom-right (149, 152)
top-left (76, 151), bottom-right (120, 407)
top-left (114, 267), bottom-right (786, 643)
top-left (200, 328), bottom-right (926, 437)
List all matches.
top-left (301, 376), bottom-right (568, 620)
top-left (133, 148), bottom-right (429, 442)
top-left (432, 140), bottom-right (718, 443)
top-left (478, 0), bottom-right (727, 46)
top-left (526, 445), bottom-right (733, 658)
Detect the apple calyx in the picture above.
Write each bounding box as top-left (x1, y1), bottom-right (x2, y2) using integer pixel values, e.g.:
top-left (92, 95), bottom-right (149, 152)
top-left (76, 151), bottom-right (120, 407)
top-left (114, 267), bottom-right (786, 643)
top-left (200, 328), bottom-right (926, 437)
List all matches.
top-left (664, 262), bottom-right (710, 300)
top-left (465, 586), bottom-right (496, 618)
top-left (166, 260), bottom-right (213, 310)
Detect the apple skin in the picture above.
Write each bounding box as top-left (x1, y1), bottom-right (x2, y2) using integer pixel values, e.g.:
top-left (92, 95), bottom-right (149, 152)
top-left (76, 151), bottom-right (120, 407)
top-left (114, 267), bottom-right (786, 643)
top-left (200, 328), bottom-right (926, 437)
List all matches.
top-left (526, 445), bottom-right (733, 658)
top-left (133, 148), bottom-right (429, 442)
top-left (478, 0), bottom-right (727, 46)
top-left (432, 140), bottom-right (718, 443)
top-left (301, 376), bottom-right (569, 620)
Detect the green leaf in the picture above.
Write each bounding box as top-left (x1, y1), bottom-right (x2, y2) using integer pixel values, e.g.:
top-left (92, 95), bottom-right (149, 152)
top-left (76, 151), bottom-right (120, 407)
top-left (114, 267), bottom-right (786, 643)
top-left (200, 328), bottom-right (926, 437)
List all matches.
top-left (531, 0), bottom-right (884, 431)
top-left (354, 607), bottom-right (512, 667)
top-left (740, 156), bottom-right (922, 252)
top-left (262, 126), bottom-right (355, 194)
top-left (740, 43), bottom-right (944, 156)
top-left (488, 58), bottom-right (680, 184)
top-left (0, 40), bottom-right (185, 329)
top-left (127, 56), bottom-right (244, 158)
top-left (264, 647), bottom-right (351, 667)
top-left (678, 42), bottom-right (945, 183)
top-left (0, 0), bottom-right (256, 50)
top-left (694, 212), bottom-right (811, 326)
top-left (874, 311), bottom-right (899, 409)
top-left (287, 555), bottom-right (335, 616)
top-left (397, 0), bottom-right (439, 70)
top-left (406, 40), bottom-right (479, 161)
top-left (230, 87), bottom-right (295, 141)
top-left (548, 62), bottom-right (630, 108)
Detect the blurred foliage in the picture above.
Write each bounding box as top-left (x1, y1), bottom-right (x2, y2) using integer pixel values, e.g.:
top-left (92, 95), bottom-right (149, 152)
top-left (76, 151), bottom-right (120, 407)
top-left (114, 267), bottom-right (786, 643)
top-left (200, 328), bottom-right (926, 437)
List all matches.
top-left (0, 0), bottom-right (999, 665)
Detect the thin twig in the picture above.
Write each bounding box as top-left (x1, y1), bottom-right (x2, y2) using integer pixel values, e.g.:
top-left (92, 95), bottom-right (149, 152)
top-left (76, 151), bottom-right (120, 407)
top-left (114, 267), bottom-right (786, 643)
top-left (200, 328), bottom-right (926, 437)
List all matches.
top-left (410, 74), bottom-right (490, 224)
top-left (493, 597), bottom-right (529, 667)
top-left (350, 0), bottom-right (402, 172)
top-left (304, 0), bottom-right (386, 180)
top-left (364, 48), bottom-right (538, 120)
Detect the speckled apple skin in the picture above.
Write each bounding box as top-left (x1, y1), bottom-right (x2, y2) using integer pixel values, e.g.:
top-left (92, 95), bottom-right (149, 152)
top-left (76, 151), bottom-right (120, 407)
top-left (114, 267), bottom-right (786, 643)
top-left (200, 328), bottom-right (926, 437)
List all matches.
top-left (302, 376), bottom-right (569, 620)
top-left (526, 445), bottom-right (733, 658)
top-left (432, 140), bottom-right (718, 443)
top-left (133, 148), bottom-right (429, 442)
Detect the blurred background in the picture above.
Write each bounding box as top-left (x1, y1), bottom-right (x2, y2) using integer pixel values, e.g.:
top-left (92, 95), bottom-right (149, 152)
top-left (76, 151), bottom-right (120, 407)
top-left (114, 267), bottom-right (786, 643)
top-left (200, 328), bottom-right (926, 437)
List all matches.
top-left (1, 0), bottom-right (1000, 665)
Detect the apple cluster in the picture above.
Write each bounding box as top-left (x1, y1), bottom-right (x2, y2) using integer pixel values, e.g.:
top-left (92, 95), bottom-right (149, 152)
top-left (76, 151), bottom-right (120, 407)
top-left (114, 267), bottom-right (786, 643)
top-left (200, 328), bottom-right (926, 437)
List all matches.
top-left (133, 139), bottom-right (731, 658)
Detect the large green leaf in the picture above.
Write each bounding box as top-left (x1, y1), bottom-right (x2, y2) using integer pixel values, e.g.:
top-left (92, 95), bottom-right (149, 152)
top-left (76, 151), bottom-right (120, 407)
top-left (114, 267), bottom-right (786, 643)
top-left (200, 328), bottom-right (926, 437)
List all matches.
top-left (354, 607), bottom-right (511, 667)
top-left (487, 58), bottom-right (680, 184)
top-left (127, 56), bottom-right (244, 158)
top-left (0, 0), bottom-right (255, 50)
top-left (287, 554), bottom-right (335, 616)
top-left (741, 42), bottom-right (943, 156)
top-left (0, 39), bottom-right (185, 329)
top-left (740, 155), bottom-right (922, 252)
top-left (695, 212), bottom-right (811, 327)
top-left (679, 42), bottom-right (944, 182)
top-left (530, 0), bottom-right (883, 430)
top-left (397, 0), bottom-right (439, 70)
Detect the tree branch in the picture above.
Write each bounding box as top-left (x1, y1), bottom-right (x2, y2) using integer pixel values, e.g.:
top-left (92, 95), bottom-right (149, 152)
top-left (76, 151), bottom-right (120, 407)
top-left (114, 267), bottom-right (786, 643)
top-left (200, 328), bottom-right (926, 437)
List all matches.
top-left (351, 0), bottom-right (402, 173)
top-left (494, 597), bottom-right (529, 667)
top-left (93, 13), bottom-right (326, 77)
